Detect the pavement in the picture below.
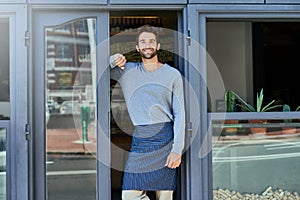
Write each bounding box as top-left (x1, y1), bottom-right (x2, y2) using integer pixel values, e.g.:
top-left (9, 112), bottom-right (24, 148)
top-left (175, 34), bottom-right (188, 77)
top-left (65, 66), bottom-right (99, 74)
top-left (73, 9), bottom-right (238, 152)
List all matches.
top-left (46, 128), bottom-right (97, 154)
top-left (46, 126), bottom-right (300, 154)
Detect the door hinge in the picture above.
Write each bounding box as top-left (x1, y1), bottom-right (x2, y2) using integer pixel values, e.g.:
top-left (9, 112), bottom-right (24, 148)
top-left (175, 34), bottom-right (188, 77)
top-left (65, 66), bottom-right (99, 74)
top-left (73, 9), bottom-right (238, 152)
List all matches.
top-left (25, 124), bottom-right (30, 140)
top-left (24, 31), bottom-right (30, 47)
top-left (186, 121), bottom-right (192, 137)
top-left (186, 30), bottom-right (191, 46)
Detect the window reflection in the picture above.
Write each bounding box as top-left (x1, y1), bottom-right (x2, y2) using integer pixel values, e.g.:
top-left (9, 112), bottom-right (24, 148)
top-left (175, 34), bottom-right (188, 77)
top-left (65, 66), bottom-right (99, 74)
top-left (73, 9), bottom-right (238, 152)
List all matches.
top-left (212, 119), bottom-right (300, 198)
top-left (45, 18), bottom-right (97, 200)
top-left (0, 19), bottom-right (10, 120)
top-left (0, 128), bottom-right (6, 199)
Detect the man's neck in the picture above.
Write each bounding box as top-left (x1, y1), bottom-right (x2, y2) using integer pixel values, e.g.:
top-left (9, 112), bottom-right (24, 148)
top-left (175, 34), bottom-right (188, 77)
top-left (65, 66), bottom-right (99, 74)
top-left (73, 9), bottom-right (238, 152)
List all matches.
top-left (142, 56), bottom-right (163, 72)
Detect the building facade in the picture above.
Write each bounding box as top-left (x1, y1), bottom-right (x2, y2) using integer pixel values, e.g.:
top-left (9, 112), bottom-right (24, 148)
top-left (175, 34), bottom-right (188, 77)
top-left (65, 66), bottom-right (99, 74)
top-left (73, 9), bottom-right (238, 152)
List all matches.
top-left (0, 0), bottom-right (300, 200)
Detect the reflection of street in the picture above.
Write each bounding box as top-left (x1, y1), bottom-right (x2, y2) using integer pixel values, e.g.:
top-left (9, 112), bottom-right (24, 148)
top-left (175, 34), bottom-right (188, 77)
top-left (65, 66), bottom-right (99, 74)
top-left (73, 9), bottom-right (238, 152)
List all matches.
top-left (0, 128), bottom-right (6, 200)
top-left (47, 128), bottom-right (96, 153)
top-left (46, 119), bottom-right (97, 200)
top-left (0, 171), bottom-right (5, 200)
top-left (46, 155), bottom-right (96, 200)
top-left (46, 117), bottom-right (97, 200)
top-left (213, 134), bottom-right (300, 194)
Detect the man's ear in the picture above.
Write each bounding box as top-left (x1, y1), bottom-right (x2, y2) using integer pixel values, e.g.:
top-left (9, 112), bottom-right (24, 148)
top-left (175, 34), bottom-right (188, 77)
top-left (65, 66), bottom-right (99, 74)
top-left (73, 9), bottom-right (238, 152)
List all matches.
top-left (157, 43), bottom-right (160, 51)
top-left (136, 45), bottom-right (140, 52)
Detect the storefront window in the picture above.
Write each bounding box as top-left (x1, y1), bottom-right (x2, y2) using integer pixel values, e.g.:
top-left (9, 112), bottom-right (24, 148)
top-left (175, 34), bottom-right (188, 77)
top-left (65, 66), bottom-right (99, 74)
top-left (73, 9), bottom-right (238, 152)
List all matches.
top-left (0, 19), bottom-right (10, 120)
top-left (207, 21), bottom-right (300, 198)
top-left (0, 128), bottom-right (6, 199)
top-left (45, 18), bottom-right (97, 200)
top-left (212, 119), bottom-right (300, 199)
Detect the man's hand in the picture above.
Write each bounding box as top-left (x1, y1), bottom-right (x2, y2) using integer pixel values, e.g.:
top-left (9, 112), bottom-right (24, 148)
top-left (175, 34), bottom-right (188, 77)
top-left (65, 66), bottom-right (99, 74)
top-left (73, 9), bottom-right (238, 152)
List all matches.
top-left (165, 152), bottom-right (181, 169)
top-left (113, 53), bottom-right (126, 69)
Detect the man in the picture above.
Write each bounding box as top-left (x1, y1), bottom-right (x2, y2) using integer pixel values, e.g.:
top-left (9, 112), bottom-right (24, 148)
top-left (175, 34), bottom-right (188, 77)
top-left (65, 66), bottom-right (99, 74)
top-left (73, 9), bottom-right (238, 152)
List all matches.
top-left (110, 25), bottom-right (185, 200)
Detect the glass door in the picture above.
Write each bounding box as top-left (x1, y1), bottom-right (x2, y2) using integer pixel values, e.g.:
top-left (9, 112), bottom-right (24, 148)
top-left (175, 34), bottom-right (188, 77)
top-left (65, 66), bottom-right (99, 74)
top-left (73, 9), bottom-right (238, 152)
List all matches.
top-left (0, 23), bottom-right (10, 200)
top-left (0, 18), bottom-right (9, 191)
top-left (0, 5), bottom-right (28, 200)
top-left (31, 10), bottom-right (110, 200)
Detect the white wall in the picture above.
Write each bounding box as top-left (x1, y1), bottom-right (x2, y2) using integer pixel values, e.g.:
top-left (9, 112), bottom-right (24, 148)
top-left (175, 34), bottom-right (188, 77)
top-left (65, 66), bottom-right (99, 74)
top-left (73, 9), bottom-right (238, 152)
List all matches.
top-left (207, 22), bottom-right (253, 112)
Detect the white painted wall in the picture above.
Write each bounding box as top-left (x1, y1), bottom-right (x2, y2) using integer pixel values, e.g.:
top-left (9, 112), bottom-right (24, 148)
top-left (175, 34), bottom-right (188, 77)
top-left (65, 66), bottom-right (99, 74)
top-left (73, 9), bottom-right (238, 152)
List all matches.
top-left (207, 22), bottom-right (253, 112)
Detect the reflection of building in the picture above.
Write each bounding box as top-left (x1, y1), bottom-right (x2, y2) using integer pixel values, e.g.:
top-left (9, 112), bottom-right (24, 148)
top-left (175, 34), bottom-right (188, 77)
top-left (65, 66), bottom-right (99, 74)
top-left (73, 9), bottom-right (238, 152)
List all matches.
top-left (46, 19), bottom-right (95, 101)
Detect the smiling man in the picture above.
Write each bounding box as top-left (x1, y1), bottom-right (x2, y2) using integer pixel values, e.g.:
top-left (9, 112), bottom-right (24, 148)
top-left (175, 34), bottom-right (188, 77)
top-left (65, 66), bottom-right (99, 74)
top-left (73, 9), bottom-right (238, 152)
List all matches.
top-left (110, 25), bottom-right (185, 200)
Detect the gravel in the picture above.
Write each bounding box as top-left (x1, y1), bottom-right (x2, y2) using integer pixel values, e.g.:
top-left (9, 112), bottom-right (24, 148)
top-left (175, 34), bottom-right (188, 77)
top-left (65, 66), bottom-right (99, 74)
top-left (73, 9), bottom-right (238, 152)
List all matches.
top-left (213, 186), bottom-right (300, 200)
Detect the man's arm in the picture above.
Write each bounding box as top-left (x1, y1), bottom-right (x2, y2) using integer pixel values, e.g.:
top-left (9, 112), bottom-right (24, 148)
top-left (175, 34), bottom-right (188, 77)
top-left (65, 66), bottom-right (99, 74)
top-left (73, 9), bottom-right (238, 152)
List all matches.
top-left (110, 53), bottom-right (127, 81)
top-left (110, 53), bottom-right (126, 69)
top-left (166, 73), bottom-right (185, 169)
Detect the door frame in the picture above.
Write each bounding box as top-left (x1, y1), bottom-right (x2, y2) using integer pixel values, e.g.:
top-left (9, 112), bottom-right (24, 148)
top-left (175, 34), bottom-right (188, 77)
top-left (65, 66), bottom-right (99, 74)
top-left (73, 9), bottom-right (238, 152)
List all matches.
top-left (29, 5), bottom-right (190, 200)
top-left (108, 6), bottom-right (189, 200)
top-left (187, 4), bottom-right (300, 200)
top-left (0, 5), bottom-right (28, 200)
top-left (29, 7), bottom-right (110, 200)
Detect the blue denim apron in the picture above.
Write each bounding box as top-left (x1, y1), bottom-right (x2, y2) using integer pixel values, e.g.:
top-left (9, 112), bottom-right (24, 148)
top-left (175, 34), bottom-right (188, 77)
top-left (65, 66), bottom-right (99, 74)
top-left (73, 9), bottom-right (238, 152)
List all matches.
top-left (122, 122), bottom-right (177, 191)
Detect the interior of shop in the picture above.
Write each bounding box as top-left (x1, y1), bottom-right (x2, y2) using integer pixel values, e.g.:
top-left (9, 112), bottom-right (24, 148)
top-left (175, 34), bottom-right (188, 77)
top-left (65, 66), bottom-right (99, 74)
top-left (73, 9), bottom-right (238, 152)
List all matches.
top-left (109, 10), bottom-right (180, 199)
top-left (207, 21), bottom-right (300, 113)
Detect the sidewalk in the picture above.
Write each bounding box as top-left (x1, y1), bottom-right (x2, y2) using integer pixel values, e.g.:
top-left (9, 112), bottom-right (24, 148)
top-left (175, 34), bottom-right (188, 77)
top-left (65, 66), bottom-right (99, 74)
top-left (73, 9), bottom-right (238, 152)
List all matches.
top-left (47, 128), bottom-right (97, 154)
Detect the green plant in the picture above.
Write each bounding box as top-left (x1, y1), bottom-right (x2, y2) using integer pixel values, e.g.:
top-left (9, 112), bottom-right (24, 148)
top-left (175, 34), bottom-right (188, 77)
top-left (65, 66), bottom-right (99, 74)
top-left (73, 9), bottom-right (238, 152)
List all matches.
top-left (283, 104), bottom-right (300, 112)
top-left (283, 104), bottom-right (291, 112)
top-left (283, 104), bottom-right (300, 123)
top-left (283, 104), bottom-right (292, 123)
top-left (231, 88), bottom-right (282, 112)
top-left (225, 90), bottom-right (236, 112)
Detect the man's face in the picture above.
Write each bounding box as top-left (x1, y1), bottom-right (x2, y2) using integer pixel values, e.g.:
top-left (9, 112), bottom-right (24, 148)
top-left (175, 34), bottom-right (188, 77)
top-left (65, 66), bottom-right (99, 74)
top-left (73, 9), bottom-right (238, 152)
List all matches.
top-left (136, 32), bottom-right (160, 59)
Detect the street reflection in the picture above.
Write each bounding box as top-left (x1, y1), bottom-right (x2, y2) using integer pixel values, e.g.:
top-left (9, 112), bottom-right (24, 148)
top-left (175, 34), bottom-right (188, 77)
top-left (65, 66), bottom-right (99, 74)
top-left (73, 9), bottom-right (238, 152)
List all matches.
top-left (0, 19), bottom-right (10, 120)
top-left (0, 128), bottom-right (6, 200)
top-left (212, 120), bottom-right (300, 196)
top-left (45, 18), bottom-right (97, 200)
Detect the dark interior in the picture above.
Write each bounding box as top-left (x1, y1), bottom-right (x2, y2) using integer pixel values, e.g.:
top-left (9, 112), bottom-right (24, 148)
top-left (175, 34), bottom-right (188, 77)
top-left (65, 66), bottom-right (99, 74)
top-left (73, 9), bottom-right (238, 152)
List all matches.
top-left (110, 10), bottom-right (180, 200)
top-left (253, 22), bottom-right (300, 110)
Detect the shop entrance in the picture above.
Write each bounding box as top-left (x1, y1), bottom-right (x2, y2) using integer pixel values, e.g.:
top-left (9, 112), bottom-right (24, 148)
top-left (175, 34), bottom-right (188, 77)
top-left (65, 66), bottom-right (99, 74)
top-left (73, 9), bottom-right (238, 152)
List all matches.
top-left (109, 11), bottom-right (184, 200)
top-left (32, 8), bottom-right (187, 200)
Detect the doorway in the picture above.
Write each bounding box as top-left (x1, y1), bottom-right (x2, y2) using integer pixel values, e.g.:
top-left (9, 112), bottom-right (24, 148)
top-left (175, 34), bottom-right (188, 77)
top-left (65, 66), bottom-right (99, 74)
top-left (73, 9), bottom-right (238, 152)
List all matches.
top-left (109, 10), bottom-right (182, 200)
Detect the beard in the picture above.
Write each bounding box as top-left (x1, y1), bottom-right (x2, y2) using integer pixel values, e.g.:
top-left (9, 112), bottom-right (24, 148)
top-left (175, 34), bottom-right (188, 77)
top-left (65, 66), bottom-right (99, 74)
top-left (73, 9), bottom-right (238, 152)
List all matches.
top-left (138, 48), bottom-right (158, 59)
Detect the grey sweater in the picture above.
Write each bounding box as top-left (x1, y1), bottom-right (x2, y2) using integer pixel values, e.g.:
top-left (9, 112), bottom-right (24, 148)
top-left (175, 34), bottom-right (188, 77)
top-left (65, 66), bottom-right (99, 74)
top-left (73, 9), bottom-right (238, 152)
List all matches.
top-left (110, 61), bottom-right (185, 155)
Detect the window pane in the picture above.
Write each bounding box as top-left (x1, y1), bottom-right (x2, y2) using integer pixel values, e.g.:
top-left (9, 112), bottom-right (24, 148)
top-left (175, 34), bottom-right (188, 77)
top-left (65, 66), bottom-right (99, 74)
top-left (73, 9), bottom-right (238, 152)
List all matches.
top-left (207, 21), bottom-right (300, 112)
top-left (0, 19), bottom-right (10, 120)
top-left (45, 18), bottom-right (97, 200)
top-left (208, 21), bottom-right (300, 199)
top-left (212, 119), bottom-right (300, 198)
top-left (0, 128), bottom-right (6, 199)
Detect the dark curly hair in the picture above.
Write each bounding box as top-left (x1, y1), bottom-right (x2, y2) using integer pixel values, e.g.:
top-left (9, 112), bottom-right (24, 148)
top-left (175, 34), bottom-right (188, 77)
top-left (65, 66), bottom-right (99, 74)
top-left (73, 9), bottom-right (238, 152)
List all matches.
top-left (136, 25), bottom-right (159, 45)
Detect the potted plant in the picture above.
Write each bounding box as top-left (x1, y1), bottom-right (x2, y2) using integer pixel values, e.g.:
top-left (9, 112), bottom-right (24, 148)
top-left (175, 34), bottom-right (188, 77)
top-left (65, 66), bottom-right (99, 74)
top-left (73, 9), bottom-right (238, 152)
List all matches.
top-left (230, 89), bottom-right (282, 134)
top-left (223, 90), bottom-right (239, 134)
top-left (282, 104), bottom-right (300, 134)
